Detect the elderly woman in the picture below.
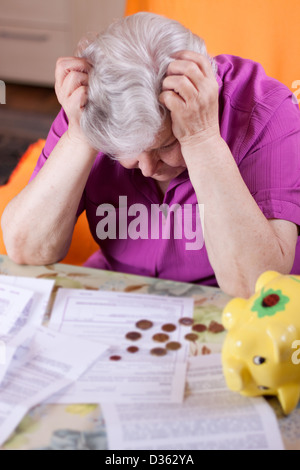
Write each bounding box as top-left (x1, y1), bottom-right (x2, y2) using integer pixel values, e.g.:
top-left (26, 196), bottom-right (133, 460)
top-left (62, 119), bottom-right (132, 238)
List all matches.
top-left (2, 12), bottom-right (300, 297)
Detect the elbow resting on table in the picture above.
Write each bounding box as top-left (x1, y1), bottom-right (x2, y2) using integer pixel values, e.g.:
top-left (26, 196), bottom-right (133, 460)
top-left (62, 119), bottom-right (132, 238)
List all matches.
top-left (217, 273), bottom-right (253, 299)
top-left (1, 216), bottom-right (66, 267)
top-left (3, 236), bottom-right (65, 267)
top-left (217, 256), bottom-right (295, 299)
top-left (215, 229), bottom-right (297, 298)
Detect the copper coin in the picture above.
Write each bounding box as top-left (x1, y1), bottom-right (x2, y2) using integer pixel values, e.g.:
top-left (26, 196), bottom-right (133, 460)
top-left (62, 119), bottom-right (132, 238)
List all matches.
top-left (201, 346), bottom-right (211, 355)
top-left (179, 317), bottom-right (194, 326)
top-left (162, 323), bottom-right (177, 333)
top-left (136, 319), bottom-right (153, 330)
top-left (192, 323), bottom-right (207, 333)
top-left (194, 298), bottom-right (208, 306)
top-left (110, 355), bottom-right (122, 361)
top-left (208, 321), bottom-right (225, 333)
top-left (152, 333), bottom-right (169, 342)
top-left (150, 347), bottom-right (167, 356)
top-left (184, 333), bottom-right (199, 342)
top-left (166, 341), bottom-right (182, 351)
top-left (127, 346), bottom-right (139, 354)
top-left (125, 331), bottom-right (142, 341)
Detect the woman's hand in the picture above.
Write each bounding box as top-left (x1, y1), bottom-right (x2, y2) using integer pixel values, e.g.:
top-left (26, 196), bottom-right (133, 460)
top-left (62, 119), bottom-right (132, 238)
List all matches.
top-left (159, 51), bottom-right (221, 158)
top-left (55, 57), bottom-right (92, 145)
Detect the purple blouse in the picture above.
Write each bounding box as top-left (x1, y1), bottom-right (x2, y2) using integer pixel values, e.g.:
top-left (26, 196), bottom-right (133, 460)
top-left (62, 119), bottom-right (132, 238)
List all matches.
top-left (30, 54), bottom-right (300, 286)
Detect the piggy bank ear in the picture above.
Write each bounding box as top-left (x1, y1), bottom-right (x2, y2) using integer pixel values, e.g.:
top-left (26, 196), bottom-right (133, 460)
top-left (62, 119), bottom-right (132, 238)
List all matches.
top-left (222, 298), bottom-right (247, 331)
top-left (267, 323), bottom-right (298, 363)
top-left (277, 384), bottom-right (300, 415)
top-left (255, 271), bottom-right (281, 293)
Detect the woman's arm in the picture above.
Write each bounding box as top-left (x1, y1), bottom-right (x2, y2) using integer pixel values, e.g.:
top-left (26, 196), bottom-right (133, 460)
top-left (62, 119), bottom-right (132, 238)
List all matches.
top-left (160, 51), bottom-right (298, 297)
top-left (1, 57), bottom-right (98, 265)
top-left (183, 134), bottom-right (298, 297)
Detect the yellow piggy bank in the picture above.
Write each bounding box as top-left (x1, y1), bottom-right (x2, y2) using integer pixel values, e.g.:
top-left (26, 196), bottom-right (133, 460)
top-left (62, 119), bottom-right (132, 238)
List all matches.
top-left (222, 271), bottom-right (300, 415)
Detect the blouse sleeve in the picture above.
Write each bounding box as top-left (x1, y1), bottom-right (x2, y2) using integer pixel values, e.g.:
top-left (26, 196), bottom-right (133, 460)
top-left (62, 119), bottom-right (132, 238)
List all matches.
top-left (238, 96), bottom-right (300, 229)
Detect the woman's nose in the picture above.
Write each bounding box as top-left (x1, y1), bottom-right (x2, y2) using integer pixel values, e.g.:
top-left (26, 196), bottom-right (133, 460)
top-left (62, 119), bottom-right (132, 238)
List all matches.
top-left (138, 152), bottom-right (159, 177)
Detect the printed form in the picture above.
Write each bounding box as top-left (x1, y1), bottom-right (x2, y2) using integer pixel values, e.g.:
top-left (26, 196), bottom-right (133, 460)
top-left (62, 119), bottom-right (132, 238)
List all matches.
top-left (0, 276), bottom-right (55, 383)
top-left (0, 282), bottom-right (33, 335)
top-left (0, 326), bottom-right (107, 447)
top-left (102, 354), bottom-right (284, 450)
top-left (0, 275), bottom-right (54, 328)
top-left (48, 288), bottom-right (194, 404)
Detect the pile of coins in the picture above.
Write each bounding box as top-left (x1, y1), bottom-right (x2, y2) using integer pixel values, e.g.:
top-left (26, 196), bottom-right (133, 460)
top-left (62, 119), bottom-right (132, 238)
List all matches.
top-left (125, 319), bottom-right (182, 357)
top-left (109, 316), bottom-right (225, 361)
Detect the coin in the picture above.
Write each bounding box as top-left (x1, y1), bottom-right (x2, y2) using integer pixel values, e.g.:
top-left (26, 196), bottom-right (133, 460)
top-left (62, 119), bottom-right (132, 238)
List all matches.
top-left (162, 323), bottom-right (177, 332)
top-left (127, 346), bottom-right (139, 353)
top-left (201, 346), bottom-right (211, 355)
top-left (109, 355), bottom-right (122, 361)
top-left (194, 298), bottom-right (208, 306)
top-left (136, 319), bottom-right (153, 330)
top-left (125, 331), bottom-right (142, 341)
top-left (152, 333), bottom-right (169, 342)
top-left (192, 323), bottom-right (207, 333)
top-left (150, 347), bottom-right (167, 356)
top-left (166, 341), bottom-right (182, 351)
top-left (208, 321), bottom-right (225, 333)
top-left (179, 317), bottom-right (194, 326)
top-left (184, 333), bottom-right (199, 342)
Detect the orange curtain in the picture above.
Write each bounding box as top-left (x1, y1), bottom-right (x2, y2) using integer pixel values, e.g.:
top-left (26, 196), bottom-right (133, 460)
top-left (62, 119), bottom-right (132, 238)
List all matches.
top-left (125, 0), bottom-right (300, 91)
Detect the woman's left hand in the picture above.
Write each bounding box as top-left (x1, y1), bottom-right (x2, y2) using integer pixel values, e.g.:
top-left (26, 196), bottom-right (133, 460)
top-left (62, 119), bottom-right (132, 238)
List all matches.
top-left (159, 51), bottom-right (220, 155)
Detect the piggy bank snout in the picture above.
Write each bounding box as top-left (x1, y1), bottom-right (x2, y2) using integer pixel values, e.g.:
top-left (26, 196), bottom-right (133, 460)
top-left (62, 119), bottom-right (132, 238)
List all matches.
top-left (223, 357), bottom-right (250, 392)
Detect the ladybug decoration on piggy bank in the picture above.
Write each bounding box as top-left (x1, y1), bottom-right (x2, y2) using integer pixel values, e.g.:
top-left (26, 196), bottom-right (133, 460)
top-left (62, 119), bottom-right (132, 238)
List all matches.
top-left (222, 271), bottom-right (300, 415)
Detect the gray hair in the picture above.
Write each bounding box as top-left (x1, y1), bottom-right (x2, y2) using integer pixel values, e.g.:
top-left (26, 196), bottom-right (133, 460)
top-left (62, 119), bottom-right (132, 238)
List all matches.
top-left (80, 12), bottom-right (216, 158)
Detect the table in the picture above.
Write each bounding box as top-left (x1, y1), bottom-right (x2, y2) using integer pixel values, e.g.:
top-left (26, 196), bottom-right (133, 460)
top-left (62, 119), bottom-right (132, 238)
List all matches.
top-left (0, 254), bottom-right (299, 450)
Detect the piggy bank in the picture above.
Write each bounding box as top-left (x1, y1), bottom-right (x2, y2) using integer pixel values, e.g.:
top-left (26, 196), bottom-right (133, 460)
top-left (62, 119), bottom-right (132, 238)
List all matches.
top-left (222, 271), bottom-right (300, 415)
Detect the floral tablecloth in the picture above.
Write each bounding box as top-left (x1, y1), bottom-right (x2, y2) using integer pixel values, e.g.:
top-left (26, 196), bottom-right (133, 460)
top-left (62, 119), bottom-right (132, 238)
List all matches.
top-left (0, 255), bottom-right (299, 450)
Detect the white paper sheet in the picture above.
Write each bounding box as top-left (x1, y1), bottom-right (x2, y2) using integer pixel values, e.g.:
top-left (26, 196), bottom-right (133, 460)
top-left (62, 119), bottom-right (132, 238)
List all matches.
top-left (0, 275), bottom-right (54, 328)
top-left (0, 325), bottom-right (107, 447)
top-left (0, 282), bottom-right (33, 335)
top-left (0, 276), bottom-right (55, 383)
top-left (48, 288), bottom-right (193, 403)
top-left (102, 354), bottom-right (284, 450)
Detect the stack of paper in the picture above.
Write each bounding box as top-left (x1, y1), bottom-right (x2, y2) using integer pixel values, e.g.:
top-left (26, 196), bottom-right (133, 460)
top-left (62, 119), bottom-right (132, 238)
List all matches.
top-left (102, 355), bottom-right (284, 450)
top-left (0, 276), bottom-right (56, 381)
top-left (0, 276), bottom-right (285, 450)
top-left (0, 277), bottom-right (107, 447)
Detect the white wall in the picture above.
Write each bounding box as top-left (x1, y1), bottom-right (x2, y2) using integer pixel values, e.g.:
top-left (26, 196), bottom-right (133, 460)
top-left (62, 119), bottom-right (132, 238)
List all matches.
top-left (71, 0), bottom-right (126, 52)
top-left (0, 0), bottom-right (126, 86)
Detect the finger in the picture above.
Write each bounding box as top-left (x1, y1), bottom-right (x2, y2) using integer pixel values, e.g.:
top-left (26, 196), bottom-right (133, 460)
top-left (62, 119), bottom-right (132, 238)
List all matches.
top-left (173, 50), bottom-right (215, 79)
top-left (68, 86), bottom-right (89, 115)
top-left (75, 86), bottom-right (89, 109)
top-left (166, 59), bottom-right (205, 92)
top-left (159, 90), bottom-right (184, 112)
top-left (162, 75), bottom-right (197, 102)
top-left (55, 57), bottom-right (92, 90)
top-left (62, 71), bottom-right (89, 98)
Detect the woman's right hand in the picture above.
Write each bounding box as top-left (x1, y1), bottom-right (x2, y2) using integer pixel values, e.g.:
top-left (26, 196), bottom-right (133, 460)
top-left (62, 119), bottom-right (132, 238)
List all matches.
top-left (54, 56), bottom-right (92, 145)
